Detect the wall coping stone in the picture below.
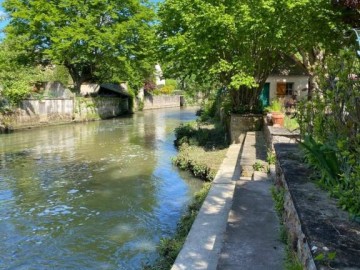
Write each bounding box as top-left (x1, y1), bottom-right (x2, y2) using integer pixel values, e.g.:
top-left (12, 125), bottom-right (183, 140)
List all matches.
top-left (274, 143), bottom-right (360, 270)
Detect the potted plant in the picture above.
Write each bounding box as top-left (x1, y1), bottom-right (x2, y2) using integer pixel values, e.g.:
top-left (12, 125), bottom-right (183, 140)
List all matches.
top-left (265, 99), bottom-right (285, 127)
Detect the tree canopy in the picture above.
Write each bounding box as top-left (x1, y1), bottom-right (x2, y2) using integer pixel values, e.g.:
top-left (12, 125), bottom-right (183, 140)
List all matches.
top-left (158, 0), bottom-right (287, 112)
top-left (157, 0), bottom-right (349, 110)
top-left (3, 0), bottom-right (157, 90)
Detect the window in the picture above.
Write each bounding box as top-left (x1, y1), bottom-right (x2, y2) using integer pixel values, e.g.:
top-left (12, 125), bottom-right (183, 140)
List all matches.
top-left (276, 82), bottom-right (294, 96)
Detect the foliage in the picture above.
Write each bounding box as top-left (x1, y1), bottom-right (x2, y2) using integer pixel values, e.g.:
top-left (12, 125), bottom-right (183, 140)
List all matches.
top-left (173, 119), bottom-right (228, 181)
top-left (271, 186), bottom-right (285, 216)
top-left (0, 40), bottom-right (73, 106)
top-left (297, 49), bottom-right (360, 217)
top-left (153, 84), bottom-right (175, 95)
top-left (280, 0), bottom-right (347, 99)
top-left (144, 183), bottom-right (211, 270)
top-left (252, 161), bottom-right (265, 172)
top-left (165, 79), bottom-right (178, 89)
top-left (284, 115), bottom-right (299, 131)
top-left (157, 0), bottom-right (348, 112)
top-left (271, 186), bottom-right (303, 270)
top-left (0, 39), bottom-right (39, 105)
top-left (144, 79), bottom-right (157, 92)
top-left (157, 0), bottom-right (293, 113)
top-left (3, 0), bottom-right (157, 91)
top-left (300, 135), bottom-right (341, 187)
top-left (267, 150), bottom-right (276, 165)
top-left (173, 144), bottom-right (218, 181)
top-left (40, 65), bottom-right (71, 87)
top-left (174, 121), bottom-right (228, 150)
top-left (177, 75), bottom-right (221, 106)
top-left (264, 99), bottom-right (284, 113)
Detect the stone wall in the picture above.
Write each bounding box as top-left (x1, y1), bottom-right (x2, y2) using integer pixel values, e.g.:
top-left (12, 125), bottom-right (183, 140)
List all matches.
top-left (274, 143), bottom-right (360, 270)
top-left (143, 95), bottom-right (181, 110)
top-left (75, 97), bottom-right (128, 121)
top-left (274, 146), bottom-right (317, 270)
top-left (229, 114), bottom-right (263, 144)
top-left (263, 118), bottom-right (300, 150)
top-left (0, 97), bottom-right (128, 131)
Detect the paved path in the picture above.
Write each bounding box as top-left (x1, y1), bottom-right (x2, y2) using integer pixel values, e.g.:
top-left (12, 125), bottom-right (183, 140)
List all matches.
top-left (217, 132), bottom-right (285, 270)
top-left (171, 132), bottom-right (285, 270)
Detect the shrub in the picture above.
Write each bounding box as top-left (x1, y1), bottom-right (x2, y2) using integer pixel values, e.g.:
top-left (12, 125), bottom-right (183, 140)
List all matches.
top-left (297, 50), bottom-right (360, 217)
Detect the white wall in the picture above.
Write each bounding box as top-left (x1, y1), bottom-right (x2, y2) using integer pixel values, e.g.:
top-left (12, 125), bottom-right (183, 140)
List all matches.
top-left (143, 95), bottom-right (180, 110)
top-left (80, 83), bottom-right (100, 96)
top-left (266, 75), bottom-right (309, 102)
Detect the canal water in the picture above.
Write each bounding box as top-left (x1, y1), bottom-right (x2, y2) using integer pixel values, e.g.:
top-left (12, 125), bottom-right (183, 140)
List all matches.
top-left (0, 108), bottom-right (203, 270)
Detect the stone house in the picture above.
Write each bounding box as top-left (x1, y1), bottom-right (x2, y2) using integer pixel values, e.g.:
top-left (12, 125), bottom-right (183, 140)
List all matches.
top-left (260, 60), bottom-right (309, 108)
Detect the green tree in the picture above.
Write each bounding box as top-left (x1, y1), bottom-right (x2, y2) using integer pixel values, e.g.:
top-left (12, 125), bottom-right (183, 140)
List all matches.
top-left (280, 0), bottom-right (348, 99)
top-left (158, 0), bottom-right (349, 110)
top-left (3, 0), bottom-right (157, 91)
top-left (0, 39), bottom-right (38, 105)
top-left (158, 0), bottom-right (288, 113)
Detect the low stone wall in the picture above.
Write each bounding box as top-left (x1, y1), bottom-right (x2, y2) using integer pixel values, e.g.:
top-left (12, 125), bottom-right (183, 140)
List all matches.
top-left (0, 97), bottom-right (129, 131)
top-left (274, 143), bottom-right (360, 270)
top-left (263, 118), bottom-right (300, 150)
top-left (229, 114), bottom-right (263, 144)
top-left (143, 95), bottom-right (181, 110)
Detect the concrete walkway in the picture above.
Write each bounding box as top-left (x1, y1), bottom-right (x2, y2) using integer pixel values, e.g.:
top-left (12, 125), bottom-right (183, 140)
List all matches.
top-left (171, 132), bottom-right (285, 270)
top-left (217, 133), bottom-right (285, 270)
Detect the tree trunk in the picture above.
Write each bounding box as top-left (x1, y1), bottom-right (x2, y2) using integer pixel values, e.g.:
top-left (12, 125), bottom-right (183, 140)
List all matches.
top-left (64, 62), bottom-right (94, 92)
top-left (230, 86), bottom-right (262, 113)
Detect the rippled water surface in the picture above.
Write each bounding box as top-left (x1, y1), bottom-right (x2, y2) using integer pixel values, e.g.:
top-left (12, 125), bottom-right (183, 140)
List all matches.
top-left (0, 108), bottom-right (202, 270)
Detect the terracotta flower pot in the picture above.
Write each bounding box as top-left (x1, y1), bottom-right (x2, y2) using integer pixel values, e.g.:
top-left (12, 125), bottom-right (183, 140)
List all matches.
top-left (271, 112), bottom-right (284, 127)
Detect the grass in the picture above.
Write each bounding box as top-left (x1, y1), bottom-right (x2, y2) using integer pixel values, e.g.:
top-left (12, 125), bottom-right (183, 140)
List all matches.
top-left (143, 119), bottom-right (229, 269)
top-left (284, 115), bottom-right (299, 131)
top-left (271, 186), bottom-right (303, 270)
top-left (173, 145), bottom-right (228, 181)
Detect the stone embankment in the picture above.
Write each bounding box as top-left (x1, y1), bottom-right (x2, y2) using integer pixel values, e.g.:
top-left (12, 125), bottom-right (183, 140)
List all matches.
top-left (0, 95), bottom-right (183, 132)
top-left (275, 143), bottom-right (360, 270)
top-left (172, 131), bottom-right (285, 270)
top-left (172, 116), bottom-right (360, 270)
top-left (0, 97), bottom-right (129, 131)
top-left (143, 95), bottom-right (181, 110)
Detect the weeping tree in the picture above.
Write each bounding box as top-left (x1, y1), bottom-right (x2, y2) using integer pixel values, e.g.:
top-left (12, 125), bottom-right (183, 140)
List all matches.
top-left (3, 0), bottom-right (157, 91)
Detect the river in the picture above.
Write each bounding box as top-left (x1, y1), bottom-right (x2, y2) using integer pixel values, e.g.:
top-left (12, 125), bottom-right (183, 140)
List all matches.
top-left (0, 107), bottom-right (203, 270)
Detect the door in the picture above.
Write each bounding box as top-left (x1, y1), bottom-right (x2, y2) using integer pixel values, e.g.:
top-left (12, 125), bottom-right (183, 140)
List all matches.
top-left (260, 83), bottom-right (270, 108)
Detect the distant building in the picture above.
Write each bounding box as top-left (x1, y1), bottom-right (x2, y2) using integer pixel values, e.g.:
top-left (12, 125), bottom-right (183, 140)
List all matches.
top-left (155, 64), bottom-right (166, 86)
top-left (260, 59), bottom-right (309, 108)
top-left (80, 82), bottom-right (130, 98)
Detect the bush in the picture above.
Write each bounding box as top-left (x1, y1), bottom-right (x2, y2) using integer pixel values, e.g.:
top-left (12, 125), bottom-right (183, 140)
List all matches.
top-left (297, 50), bottom-right (360, 217)
top-left (174, 121), bottom-right (228, 150)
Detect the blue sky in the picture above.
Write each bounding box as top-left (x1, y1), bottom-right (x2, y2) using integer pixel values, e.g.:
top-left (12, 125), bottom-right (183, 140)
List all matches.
top-left (0, 0), bottom-right (8, 39)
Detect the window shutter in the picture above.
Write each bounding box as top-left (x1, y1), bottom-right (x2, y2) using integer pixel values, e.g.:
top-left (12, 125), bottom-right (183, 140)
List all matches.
top-left (276, 83), bottom-right (286, 96)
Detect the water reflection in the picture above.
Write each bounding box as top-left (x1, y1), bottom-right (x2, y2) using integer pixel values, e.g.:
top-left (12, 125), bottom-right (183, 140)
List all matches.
top-left (0, 107), bottom-right (202, 269)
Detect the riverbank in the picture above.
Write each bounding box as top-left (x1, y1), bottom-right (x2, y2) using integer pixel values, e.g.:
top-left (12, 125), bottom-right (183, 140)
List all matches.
top-left (145, 120), bottom-right (229, 269)
top-left (0, 94), bottom-right (184, 133)
top-left (0, 96), bottom-right (129, 132)
top-left (0, 107), bottom-right (203, 269)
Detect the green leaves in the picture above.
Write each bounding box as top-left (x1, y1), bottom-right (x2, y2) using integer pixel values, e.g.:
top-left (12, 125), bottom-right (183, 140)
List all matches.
top-left (158, 0), bottom-right (296, 112)
top-left (3, 0), bottom-right (157, 90)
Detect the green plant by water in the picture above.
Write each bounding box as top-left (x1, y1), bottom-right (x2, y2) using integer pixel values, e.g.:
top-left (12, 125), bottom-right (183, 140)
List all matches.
top-left (144, 183), bottom-right (211, 270)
